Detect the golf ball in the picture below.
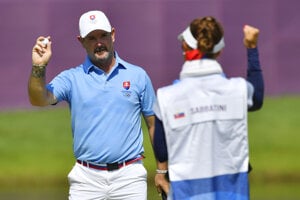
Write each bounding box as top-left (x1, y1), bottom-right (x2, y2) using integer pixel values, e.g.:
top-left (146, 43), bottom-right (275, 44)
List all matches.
top-left (42, 38), bottom-right (49, 45)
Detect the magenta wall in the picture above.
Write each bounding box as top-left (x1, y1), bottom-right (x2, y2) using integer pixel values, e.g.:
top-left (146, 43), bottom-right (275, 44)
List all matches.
top-left (0, 0), bottom-right (299, 109)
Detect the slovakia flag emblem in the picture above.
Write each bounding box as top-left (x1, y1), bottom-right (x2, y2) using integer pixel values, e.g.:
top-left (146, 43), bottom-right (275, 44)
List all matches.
top-left (90, 15), bottom-right (96, 20)
top-left (123, 81), bottom-right (130, 90)
top-left (174, 112), bottom-right (185, 119)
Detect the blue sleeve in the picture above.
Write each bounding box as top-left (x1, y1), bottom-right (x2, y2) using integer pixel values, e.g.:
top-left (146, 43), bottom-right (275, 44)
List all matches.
top-left (247, 48), bottom-right (264, 111)
top-left (46, 70), bottom-right (72, 103)
top-left (140, 72), bottom-right (156, 116)
top-left (153, 116), bottom-right (168, 162)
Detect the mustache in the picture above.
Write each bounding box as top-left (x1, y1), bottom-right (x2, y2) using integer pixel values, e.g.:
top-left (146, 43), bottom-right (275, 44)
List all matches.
top-left (94, 46), bottom-right (107, 53)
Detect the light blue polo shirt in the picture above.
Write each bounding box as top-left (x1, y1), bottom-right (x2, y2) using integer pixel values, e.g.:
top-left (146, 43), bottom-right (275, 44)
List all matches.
top-left (46, 53), bottom-right (155, 163)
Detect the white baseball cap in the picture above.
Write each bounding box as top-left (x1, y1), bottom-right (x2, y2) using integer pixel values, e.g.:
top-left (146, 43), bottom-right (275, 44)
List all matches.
top-left (79, 10), bottom-right (112, 38)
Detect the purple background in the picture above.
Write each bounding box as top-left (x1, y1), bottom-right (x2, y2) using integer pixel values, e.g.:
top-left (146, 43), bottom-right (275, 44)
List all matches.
top-left (1, 0), bottom-right (300, 109)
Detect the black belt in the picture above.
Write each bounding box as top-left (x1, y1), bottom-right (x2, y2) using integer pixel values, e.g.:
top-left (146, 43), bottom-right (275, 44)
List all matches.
top-left (77, 156), bottom-right (144, 171)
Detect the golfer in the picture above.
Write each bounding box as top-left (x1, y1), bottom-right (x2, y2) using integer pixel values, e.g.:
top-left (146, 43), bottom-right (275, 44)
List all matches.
top-left (28, 10), bottom-right (156, 200)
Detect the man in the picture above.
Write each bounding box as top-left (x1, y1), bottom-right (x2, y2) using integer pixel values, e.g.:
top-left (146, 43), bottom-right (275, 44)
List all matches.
top-left (153, 17), bottom-right (264, 200)
top-left (28, 10), bottom-right (155, 200)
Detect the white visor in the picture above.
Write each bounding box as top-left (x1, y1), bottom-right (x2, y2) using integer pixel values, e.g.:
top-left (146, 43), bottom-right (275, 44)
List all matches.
top-left (212, 37), bottom-right (225, 53)
top-left (178, 26), bottom-right (225, 53)
top-left (178, 27), bottom-right (198, 49)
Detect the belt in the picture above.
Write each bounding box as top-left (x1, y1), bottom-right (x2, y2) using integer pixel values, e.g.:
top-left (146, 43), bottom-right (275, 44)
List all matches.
top-left (77, 156), bottom-right (144, 171)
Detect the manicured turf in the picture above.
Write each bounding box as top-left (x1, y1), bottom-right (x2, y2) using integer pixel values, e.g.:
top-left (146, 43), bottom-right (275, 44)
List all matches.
top-left (0, 96), bottom-right (299, 199)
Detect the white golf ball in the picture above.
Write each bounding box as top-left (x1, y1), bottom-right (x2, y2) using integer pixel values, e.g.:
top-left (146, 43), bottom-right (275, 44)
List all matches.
top-left (42, 38), bottom-right (49, 45)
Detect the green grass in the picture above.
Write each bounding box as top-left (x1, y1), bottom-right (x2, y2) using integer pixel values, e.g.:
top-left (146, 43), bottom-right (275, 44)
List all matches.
top-left (249, 96), bottom-right (300, 174)
top-left (248, 96), bottom-right (300, 199)
top-left (0, 96), bottom-right (300, 199)
top-left (0, 107), bottom-right (74, 187)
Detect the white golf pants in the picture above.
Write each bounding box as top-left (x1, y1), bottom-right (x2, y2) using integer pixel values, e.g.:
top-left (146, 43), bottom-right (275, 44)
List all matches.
top-left (68, 161), bottom-right (147, 200)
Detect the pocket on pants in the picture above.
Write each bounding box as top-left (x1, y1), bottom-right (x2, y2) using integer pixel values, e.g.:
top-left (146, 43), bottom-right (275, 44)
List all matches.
top-left (67, 163), bottom-right (85, 185)
top-left (129, 162), bottom-right (147, 180)
top-left (67, 165), bottom-right (76, 184)
top-left (137, 163), bottom-right (147, 179)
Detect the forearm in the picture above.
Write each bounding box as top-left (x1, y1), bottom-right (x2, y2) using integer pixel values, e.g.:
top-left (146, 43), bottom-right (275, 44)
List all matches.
top-left (144, 115), bottom-right (155, 145)
top-left (247, 48), bottom-right (264, 111)
top-left (153, 116), bottom-right (168, 162)
top-left (247, 48), bottom-right (260, 70)
top-left (28, 65), bottom-right (54, 106)
top-left (29, 36), bottom-right (55, 106)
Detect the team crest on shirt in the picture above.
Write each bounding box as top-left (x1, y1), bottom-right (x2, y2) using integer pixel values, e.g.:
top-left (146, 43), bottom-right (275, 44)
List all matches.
top-left (123, 81), bottom-right (130, 90)
top-left (122, 81), bottom-right (132, 97)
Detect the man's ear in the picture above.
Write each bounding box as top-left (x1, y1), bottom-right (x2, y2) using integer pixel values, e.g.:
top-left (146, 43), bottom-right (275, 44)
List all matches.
top-left (77, 36), bottom-right (85, 47)
top-left (111, 28), bottom-right (115, 43)
top-left (77, 36), bottom-right (83, 42)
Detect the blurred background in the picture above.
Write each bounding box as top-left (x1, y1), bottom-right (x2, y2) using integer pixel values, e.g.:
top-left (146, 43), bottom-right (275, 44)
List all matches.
top-left (0, 0), bottom-right (299, 199)
top-left (1, 0), bottom-right (300, 109)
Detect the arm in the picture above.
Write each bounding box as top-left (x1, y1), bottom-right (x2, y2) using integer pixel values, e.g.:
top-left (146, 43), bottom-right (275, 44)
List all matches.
top-left (153, 116), bottom-right (170, 195)
top-left (144, 115), bottom-right (155, 145)
top-left (28, 36), bottom-right (57, 106)
top-left (144, 115), bottom-right (169, 193)
top-left (154, 117), bottom-right (168, 162)
top-left (243, 25), bottom-right (264, 111)
top-left (246, 48), bottom-right (264, 111)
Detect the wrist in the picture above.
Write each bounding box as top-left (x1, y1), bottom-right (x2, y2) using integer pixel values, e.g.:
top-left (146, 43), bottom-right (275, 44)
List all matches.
top-left (32, 63), bottom-right (47, 68)
top-left (156, 169), bottom-right (168, 174)
top-left (31, 64), bottom-right (47, 78)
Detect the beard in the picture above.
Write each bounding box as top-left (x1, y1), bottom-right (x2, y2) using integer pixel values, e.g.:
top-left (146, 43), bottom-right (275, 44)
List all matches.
top-left (89, 46), bottom-right (114, 68)
top-left (94, 46), bottom-right (107, 54)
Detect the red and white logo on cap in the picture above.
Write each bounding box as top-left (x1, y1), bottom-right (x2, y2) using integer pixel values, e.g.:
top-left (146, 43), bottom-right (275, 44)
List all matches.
top-left (89, 15), bottom-right (96, 20)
